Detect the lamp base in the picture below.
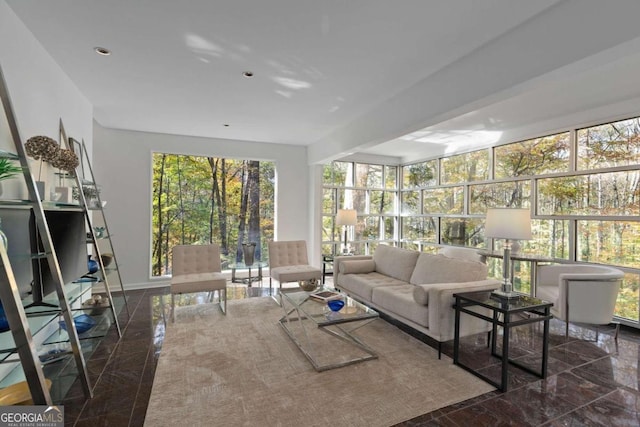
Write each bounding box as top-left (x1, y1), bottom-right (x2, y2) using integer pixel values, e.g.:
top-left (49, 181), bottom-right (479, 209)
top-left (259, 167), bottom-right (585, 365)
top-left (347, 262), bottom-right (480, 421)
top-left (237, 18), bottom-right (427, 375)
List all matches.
top-left (491, 289), bottom-right (520, 301)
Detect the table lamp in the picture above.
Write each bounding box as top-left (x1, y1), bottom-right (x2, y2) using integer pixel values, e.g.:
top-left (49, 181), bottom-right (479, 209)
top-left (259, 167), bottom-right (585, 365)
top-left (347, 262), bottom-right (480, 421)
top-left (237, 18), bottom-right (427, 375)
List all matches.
top-left (484, 208), bottom-right (532, 299)
top-left (336, 209), bottom-right (357, 254)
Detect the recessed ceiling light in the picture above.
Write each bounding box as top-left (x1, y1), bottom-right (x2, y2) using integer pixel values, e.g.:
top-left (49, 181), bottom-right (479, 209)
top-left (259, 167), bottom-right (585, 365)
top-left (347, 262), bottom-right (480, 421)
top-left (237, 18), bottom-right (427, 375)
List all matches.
top-left (242, 71), bottom-right (254, 78)
top-left (94, 47), bottom-right (111, 56)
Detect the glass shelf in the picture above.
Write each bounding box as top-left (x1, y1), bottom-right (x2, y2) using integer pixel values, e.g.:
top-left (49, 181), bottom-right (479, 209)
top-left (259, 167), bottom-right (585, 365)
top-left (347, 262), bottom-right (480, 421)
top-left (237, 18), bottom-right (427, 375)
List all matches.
top-left (0, 200), bottom-right (84, 211)
top-left (42, 312), bottom-right (113, 345)
top-left (0, 150), bottom-right (19, 160)
top-left (0, 199), bottom-right (33, 208)
top-left (0, 281), bottom-right (97, 362)
top-left (0, 313), bottom-right (58, 363)
top-left (23, 281), bottom-right (94, 316)
top-left (41, 201), bottom-right (83, 211)
top-left (0, 252), bottom-right (49, 266)
top-left (0, 339), bottom-right (97, 404)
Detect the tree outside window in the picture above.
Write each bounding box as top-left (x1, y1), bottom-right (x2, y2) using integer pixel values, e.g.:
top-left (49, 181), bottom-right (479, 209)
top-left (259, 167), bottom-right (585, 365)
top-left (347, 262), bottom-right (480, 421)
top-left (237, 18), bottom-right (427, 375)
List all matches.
top-left (151, 153), bottom-right (274, 276)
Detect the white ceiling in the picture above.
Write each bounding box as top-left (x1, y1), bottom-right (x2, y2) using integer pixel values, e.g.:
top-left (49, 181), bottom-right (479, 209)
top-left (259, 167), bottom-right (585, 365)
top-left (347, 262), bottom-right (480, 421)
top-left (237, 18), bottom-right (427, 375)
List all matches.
top-left (7, 0), bottom-right (640, 163)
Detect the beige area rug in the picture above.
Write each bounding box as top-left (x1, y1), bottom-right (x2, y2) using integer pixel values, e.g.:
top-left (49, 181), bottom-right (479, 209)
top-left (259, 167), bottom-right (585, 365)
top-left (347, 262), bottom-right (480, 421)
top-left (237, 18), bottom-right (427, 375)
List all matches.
top-left (145, 297), bottom-right (494, 427)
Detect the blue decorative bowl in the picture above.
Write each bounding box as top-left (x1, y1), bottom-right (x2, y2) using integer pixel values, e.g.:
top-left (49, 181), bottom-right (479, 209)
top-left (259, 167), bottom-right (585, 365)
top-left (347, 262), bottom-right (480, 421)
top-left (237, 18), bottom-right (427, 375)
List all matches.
top-left (327, 299), bottom-right (345, 312)
top-left (87, 256), bottom-right (99, 274)
top-left (59, 314), bottom-right (96, 334)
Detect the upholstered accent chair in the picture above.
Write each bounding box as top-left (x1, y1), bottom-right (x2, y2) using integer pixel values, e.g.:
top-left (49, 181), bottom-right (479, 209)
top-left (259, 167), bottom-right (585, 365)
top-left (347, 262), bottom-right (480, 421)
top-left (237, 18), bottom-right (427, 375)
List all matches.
top-left (267, 240), bottom-right (322, 298)
top-left (536, 264), bottom-right (624, 340)
top-left (170, 244), bottom-right (227, 322)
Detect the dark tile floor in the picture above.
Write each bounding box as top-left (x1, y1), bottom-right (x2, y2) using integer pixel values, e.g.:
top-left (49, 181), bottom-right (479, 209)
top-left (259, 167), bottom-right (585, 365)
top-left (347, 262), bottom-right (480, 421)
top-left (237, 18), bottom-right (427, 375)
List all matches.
top-left (60, 283), bottom-right (640, 426)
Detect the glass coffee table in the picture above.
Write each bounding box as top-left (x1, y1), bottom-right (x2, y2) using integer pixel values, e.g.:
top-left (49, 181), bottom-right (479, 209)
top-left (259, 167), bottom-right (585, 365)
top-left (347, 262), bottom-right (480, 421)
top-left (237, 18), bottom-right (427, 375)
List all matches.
top-left (279, 288), bottom-right (379, 371)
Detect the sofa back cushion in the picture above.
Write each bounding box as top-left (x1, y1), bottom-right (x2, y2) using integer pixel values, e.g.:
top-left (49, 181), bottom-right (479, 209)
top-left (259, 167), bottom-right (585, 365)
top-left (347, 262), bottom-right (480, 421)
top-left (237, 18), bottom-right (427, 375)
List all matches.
top-left (339, 259), bottom-right (376, 274)
top-left (372, 245), bottom-right (420, 283)
top-left (410, 253), bottom-right (487, 285)
top-left (438, 246), bottom-right (485, 263)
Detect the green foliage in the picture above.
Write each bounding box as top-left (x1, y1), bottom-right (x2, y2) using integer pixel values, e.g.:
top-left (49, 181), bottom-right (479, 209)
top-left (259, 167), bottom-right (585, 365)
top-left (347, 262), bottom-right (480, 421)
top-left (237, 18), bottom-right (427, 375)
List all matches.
top-left (403, 161), bottom-right (435, 188)
top-left (495, 133), bottom-right (570, 178)
top-left (578, 118), bottom-right (640, 169)
top-left (355, 163), bottom-right (383, 188)
top-left (0, 158), bottom-right (22, 181)
top-left (151, 154), bottom-right (274, 276)
top-left (441, 150), bottom-right (488, 184)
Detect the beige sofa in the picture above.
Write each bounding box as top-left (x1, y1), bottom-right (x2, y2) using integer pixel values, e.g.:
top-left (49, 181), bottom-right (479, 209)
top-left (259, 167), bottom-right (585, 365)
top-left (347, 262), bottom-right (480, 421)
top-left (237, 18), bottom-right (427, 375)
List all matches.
top-left (335, 245), bottom-right (501, 357)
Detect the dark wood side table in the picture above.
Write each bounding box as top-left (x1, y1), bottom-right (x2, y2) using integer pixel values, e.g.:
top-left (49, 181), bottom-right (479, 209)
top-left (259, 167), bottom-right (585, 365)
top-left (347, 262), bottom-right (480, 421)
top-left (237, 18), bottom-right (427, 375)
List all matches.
top-left (453, 291), bottom-right (553, 392)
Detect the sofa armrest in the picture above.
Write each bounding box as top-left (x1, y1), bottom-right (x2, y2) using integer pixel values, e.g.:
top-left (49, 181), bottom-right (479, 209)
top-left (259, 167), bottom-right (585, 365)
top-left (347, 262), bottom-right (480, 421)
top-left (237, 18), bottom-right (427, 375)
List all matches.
top-left (334, 255), bottom-right (372, 287)
top-left (427, 279), bottom-right (502, 342)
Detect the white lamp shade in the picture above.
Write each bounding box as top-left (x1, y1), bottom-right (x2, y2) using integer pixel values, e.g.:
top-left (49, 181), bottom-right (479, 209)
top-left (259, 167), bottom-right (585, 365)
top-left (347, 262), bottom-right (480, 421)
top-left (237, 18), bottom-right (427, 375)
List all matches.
top-left (484, 208), bottom-right (532, 240)
top-left (336, 209), bottom-right (357, 226)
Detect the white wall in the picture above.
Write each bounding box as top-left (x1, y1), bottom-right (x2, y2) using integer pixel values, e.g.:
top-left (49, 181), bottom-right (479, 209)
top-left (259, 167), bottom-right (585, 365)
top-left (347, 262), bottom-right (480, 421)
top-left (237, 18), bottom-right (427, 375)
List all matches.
top-left (93, 125), bottom-right (313, 289)
top-left (1, 0), bottom-right (318, 291)
top-left (0, 1), bottom-right (92, 150)
top-left (0, 0), bottom-right (93, 196)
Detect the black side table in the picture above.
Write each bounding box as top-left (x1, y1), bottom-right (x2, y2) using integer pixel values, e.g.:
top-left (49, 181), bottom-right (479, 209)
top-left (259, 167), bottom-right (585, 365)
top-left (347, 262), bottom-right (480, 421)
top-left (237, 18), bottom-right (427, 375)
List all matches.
top-left (322, 255), bottom-right (334, 284)
top-left (453, 291), bottom-right (553, 392)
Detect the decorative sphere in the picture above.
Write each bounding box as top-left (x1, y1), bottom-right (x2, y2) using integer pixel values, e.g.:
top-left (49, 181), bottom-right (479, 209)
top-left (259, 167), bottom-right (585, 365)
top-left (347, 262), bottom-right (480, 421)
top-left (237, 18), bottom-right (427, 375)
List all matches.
top-left (327, 299), bottom-right (345, 312)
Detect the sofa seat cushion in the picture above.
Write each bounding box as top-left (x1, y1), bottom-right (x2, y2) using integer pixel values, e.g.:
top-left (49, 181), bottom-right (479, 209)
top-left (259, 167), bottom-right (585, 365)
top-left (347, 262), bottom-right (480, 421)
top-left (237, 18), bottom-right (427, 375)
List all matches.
top-left (339, 272), bottom-right (407, 301)
top-left (373, 245), bottom-right (420, 283)
top-left (372, 285), bottom-right (429, 328)
top-left (270, 265), bottom-right (321, 283)
top-left (410, 253), bottom-right (487, 285)
top-left (171, 272), bottom-right (226, 294)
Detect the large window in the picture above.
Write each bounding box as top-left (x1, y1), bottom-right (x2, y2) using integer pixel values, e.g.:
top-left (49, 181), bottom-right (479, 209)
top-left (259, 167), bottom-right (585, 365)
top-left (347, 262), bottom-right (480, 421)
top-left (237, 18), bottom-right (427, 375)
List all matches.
top-left (577, 117), bottom-right (640, 170)
top-left (151, 153), bottom-right (274, 276)
top-left (397, 122), bottom-right (640, 324)
top-left (322, 161), bottom-right (398, 255)
top-left (494, 132), bottom-right (570, 177)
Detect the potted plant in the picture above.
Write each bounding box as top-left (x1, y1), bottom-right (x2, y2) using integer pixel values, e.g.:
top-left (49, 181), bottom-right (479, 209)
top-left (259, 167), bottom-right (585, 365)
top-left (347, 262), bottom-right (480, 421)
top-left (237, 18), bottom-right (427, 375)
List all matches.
top-left (0, 157), bottom-right (22, 181)
top-left (0, 157), bottom-right (23, 198)
top-left (72, 184), bottom-right (100, 206)
top-left (0, 157), bottom-right (22, 253)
